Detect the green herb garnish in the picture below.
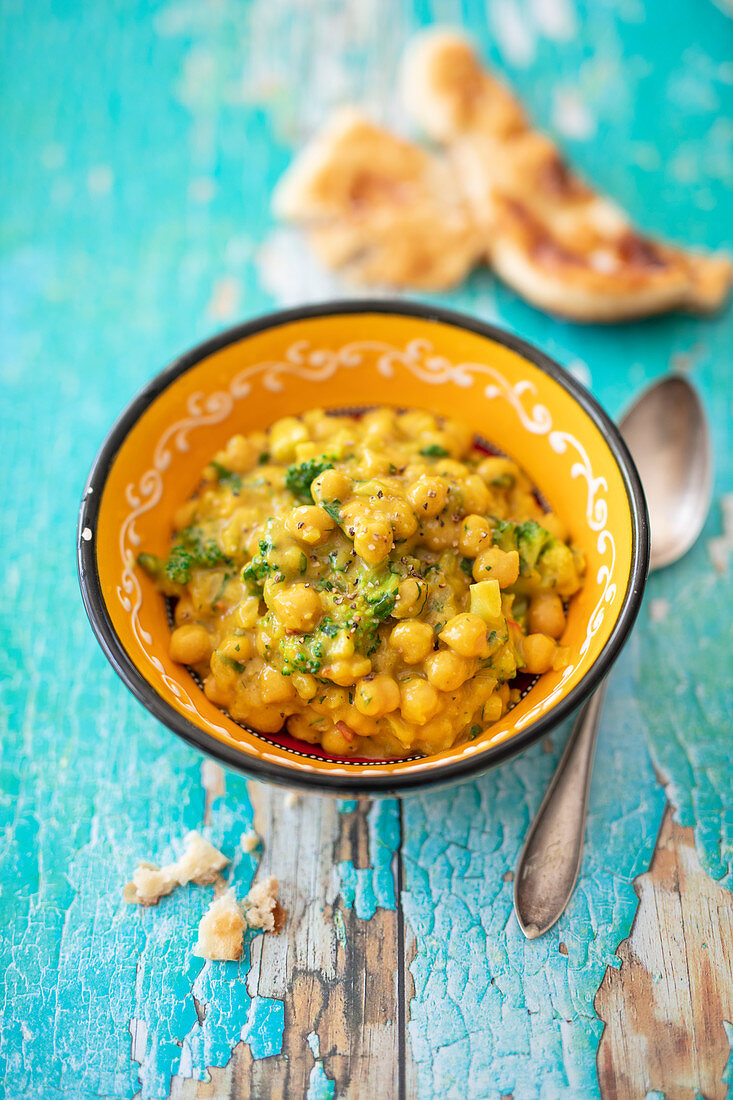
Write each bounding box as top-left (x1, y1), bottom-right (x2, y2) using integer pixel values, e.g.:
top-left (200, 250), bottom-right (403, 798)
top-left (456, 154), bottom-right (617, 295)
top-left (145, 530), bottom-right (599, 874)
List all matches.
top-left (285, 456), bottom-right (336, 504)
top-left (210, 461), bottom-right (243, 493)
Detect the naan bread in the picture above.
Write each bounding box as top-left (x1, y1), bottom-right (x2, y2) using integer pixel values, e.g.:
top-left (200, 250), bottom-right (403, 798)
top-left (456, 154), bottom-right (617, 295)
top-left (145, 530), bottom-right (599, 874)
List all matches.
top-left (400, 30), bottom-right (731, 321)
top-left (272, 107), bottom-right (483, 290)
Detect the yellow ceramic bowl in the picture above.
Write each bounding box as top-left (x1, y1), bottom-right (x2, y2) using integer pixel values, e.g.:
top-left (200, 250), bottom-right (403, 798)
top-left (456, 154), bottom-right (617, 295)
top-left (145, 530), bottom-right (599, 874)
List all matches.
top-left (78, 302), bottom-right (648, 794)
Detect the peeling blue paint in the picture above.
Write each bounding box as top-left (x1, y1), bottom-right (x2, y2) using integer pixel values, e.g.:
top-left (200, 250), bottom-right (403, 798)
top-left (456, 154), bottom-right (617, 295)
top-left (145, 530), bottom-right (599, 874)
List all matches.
top-left (306, 1032), bottom-right (337, 1100)
top-left (402, 640), bottom-right (667, 1098)
top-left (242, 996), bottom-right (285, 1060)
top-left (337, 800), bottom-right (400, 918)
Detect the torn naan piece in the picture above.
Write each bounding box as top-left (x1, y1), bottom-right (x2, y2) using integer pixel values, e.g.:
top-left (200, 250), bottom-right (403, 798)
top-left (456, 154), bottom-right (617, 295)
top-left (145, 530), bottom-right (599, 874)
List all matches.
top-left (272, 107), bottom-right (483, 290)
top-left (401, 30), bottom-right (732, 322)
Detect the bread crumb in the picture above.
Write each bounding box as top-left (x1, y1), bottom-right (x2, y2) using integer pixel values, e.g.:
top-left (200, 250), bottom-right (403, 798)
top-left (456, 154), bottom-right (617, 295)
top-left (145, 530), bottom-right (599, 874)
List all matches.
top-left (194, 889), bottom-right (246, 961)
top-left (193, 877), bottom-right (282, 960)
top-left (124, 831), bottom-right (229, 905)
top-left (243, 876), bottom-right (280, 932)
top-left (241, 830), bottom-right (261, 853)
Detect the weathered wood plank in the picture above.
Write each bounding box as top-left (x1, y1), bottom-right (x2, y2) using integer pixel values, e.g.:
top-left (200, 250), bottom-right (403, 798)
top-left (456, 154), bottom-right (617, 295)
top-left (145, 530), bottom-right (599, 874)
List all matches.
top-left (171, 787), bottom-right (409, 1099)
top-left (595, 806), bottom-right (733, 1100)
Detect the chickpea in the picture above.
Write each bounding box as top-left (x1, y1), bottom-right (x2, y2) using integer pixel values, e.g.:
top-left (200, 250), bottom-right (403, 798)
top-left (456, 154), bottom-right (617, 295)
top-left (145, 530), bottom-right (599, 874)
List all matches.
top-left (286, 713), bottom-right (322, 744)
top-left (209, 650), bottom-right (241, 689)
top-left (311, 468), bottom-right (352, 504)
top-left (362, 408), bottom-right (396, 440)
top-left (323, 656), bottom-right (372, 686)
top-left (235, 596), bottom-right (260, 629)
top-left (440, 614), bottom-right (490, 658)
top-left (522, 633), bottom-right (557, 674)
top-left (217, 433), bottom-right (258, 473)
top-left (174, 499), bottom-right (198, 530)
top-left (353, 521), bottom-right (394, 565)
top-left (482, 695), bottom-right (503, 723)
top-left (243, 705), bottom-right (287, 734)
top-left (318, 685), bottom-right (350, 711)
top-left (321, 723), bottom-right (360, 755)
top-left (460, 475), bottom-right (491, 515)
top-left (286, 505), bottom-right (335, 546)
top-left (272, 584), bottom-right (322, 632)
top-left (399, 410), bottom-right (437, 437)
top-left (432, 459), bottom-right (467, 479)
top-left (361, 448), bottom-right (393, 477)
top-left (528, 593), bottom-right (566, 639)
top-left (441, 419), bottom-right (473, 455)
top-left (269, 416), bottom-right (309, 462)
top-left (400, 678), bottom-right (441, 725)
top-left (408, 475), bottom-right (448, 518)
top-left (355, 674), bottom-right (401, 717)
top-left (218, 633), bottom-right (254, 663)
top-left (385, 497), bottom-right (419, 539)
top-left (420, 517), bottom-right (460, 552)
top-left (390, 620), bottom-right (435, 664)
top-left (476, 456), bottom-right (520, 489)
top-left (258, 665), bottom-right (295, 703)
top-left (458, 515), bottom-right (493, 558)
top-left (542, 513), bottom-right (569, 541)
top-left (329, 631), bottom-right (355, 659)
top-left (293, 441), bottom-right (319, 464)
top-left (174, 596), bottom-right (195, 626)
top-left (473, 548), bottom-right (520, 588)
top-left (204, 674), bottom-right (231, 707)
top-left (425, 650), bottom-right (473, 692)
top-left (291, 672), bottom-right (318, 700)
top-left (169, 623), bottom-right (211, 665)
top-left (392, 577), bottom-right (427, 619)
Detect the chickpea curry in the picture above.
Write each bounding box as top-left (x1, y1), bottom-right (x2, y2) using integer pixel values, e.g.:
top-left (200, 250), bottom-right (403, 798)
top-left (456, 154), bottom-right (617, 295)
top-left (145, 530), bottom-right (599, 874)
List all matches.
top-left (140, 409), bottom-right (585, 759)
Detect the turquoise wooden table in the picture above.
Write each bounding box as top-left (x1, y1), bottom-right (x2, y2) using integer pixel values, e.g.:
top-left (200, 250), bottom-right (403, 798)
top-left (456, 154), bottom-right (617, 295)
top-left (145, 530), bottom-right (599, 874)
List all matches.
top-left (2, 1), bottom-right (732, 1097)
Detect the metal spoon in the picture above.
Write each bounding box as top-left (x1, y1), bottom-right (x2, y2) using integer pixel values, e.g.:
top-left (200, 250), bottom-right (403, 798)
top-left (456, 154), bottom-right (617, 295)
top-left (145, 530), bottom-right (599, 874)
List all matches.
top-left (513, 375), bottom-right (712, 939)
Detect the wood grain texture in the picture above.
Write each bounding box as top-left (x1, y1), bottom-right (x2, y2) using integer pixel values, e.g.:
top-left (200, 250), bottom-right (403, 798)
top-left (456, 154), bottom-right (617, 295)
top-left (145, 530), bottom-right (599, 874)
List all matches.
top-left (595, 806), bottom-right (733, 1100)
top-left (169, 788), bottom-right (410, 1099)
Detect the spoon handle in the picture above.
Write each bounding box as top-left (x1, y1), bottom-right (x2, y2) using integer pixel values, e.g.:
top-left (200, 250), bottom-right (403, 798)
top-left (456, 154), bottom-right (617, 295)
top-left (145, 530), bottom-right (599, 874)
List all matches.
top-left (513, 679), bottom-right (608, 939)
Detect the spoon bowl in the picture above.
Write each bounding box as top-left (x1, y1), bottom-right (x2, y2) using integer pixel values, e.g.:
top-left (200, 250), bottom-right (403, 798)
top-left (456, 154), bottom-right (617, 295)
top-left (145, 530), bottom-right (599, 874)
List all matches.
top-left (621, 377), bottom-right (712, 570)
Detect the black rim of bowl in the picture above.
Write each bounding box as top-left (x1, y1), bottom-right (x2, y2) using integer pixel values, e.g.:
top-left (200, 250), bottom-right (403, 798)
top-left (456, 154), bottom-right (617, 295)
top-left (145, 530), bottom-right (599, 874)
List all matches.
top-left (77, 299), bottom-right (650, 795)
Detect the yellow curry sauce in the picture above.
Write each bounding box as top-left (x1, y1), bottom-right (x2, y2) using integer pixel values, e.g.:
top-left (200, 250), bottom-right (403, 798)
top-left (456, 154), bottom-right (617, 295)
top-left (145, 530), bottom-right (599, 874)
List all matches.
top-left (140, 408), bottom-right (585, 758)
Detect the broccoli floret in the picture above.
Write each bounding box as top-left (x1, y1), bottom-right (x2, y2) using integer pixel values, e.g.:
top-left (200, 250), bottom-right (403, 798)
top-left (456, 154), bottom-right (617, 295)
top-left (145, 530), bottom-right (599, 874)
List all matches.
top-left (278, 631), bottom-right (326, 676)
top-left (490, 519), bottom-right (554, 576)
top-left (166, 545), bottom-right (194, 585)
top-left (351, 568), bottom-right (400, 654)
top-left (490, 519), bottom-right (518, 553)
top-left (242, 534), bottom-right (275, 591)
top-left (161, 526), bottom-right (230, 585)
top-left (516, 520), bottom-right (554, 574)
top-left (285, 456), bottom-right (336, 504)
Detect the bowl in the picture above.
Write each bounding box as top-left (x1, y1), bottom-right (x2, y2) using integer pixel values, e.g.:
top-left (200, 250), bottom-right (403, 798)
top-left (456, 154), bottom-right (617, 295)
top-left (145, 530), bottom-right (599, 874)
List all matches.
top-left (77, 301), bottom-right (649, 794)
